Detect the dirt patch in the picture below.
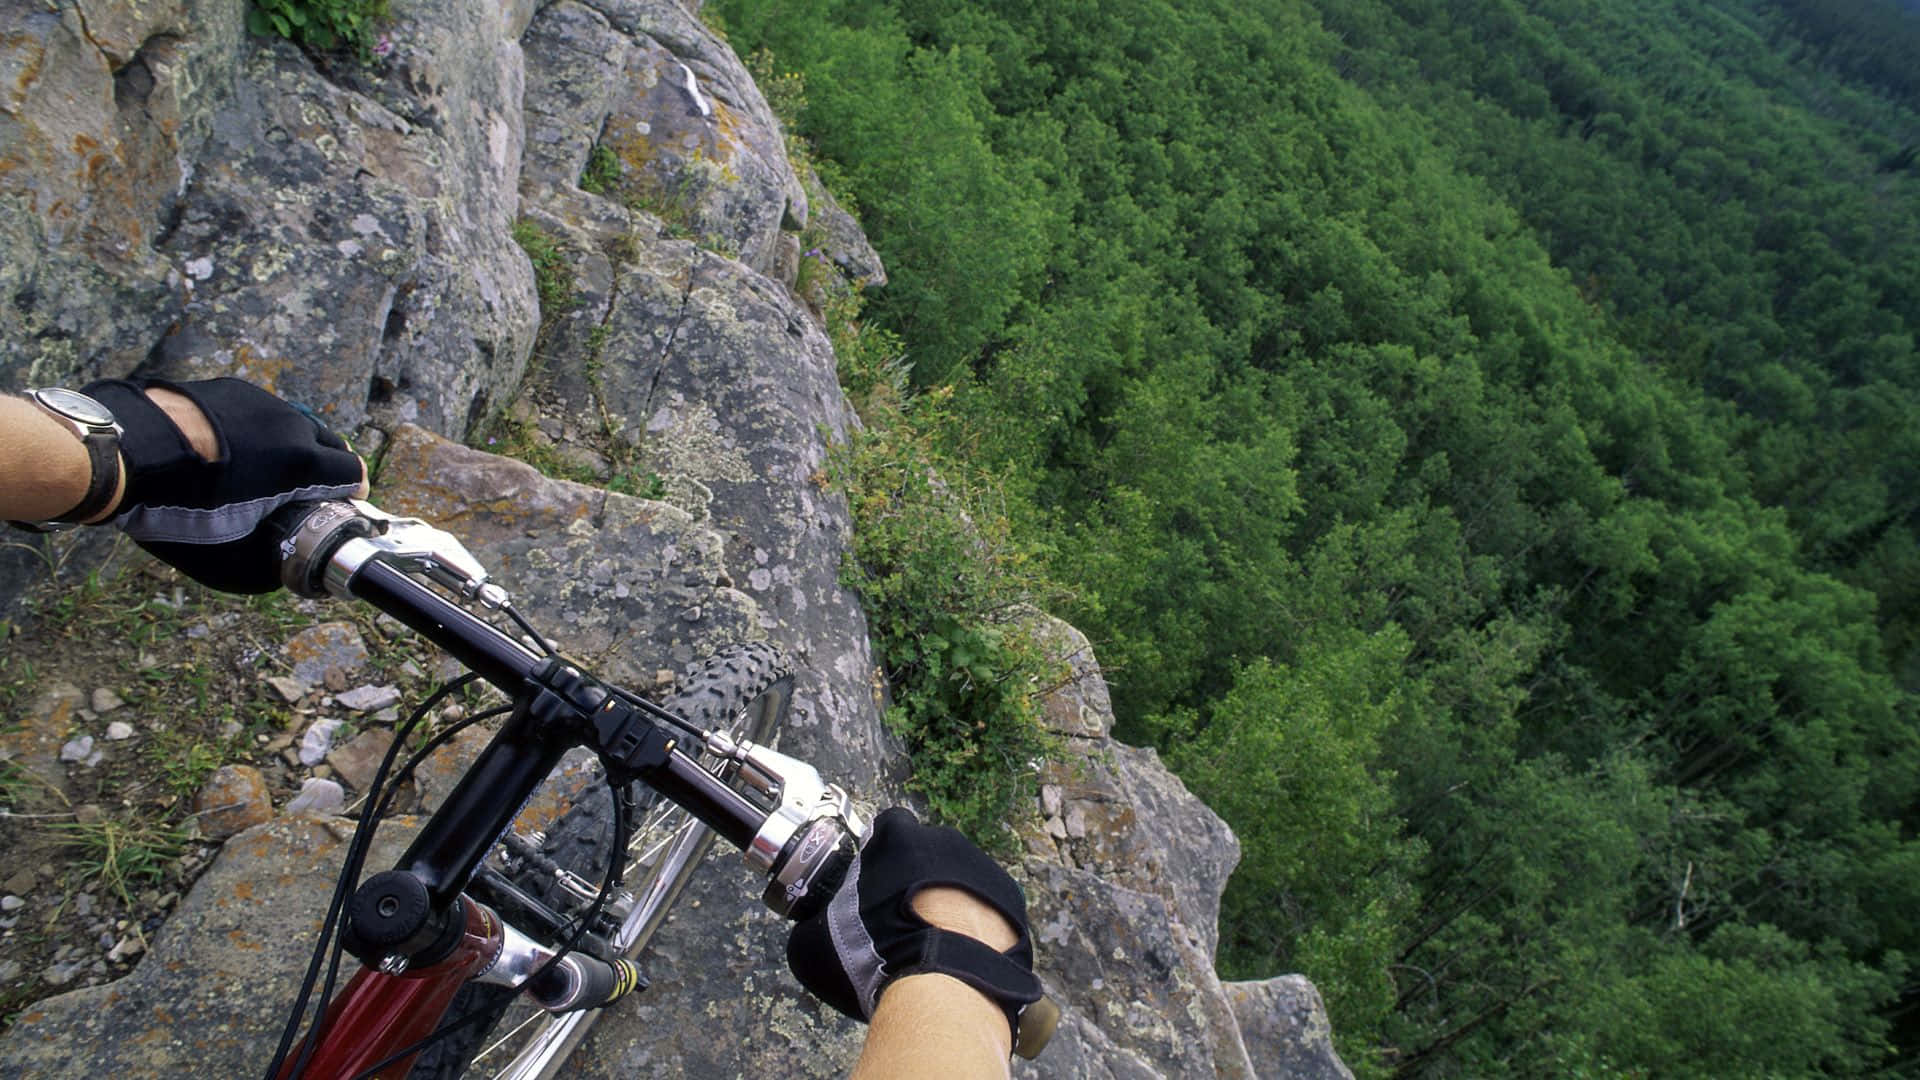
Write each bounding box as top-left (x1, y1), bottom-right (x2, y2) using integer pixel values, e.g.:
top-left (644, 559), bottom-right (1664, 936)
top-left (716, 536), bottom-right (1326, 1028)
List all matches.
top-left (0, 535), bottom-right (494, 1034)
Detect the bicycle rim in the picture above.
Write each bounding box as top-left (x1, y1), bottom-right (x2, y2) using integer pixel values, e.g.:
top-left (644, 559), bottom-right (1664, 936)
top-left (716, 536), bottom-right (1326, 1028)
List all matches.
top-left (418, 643), bottom-right (792, 1080)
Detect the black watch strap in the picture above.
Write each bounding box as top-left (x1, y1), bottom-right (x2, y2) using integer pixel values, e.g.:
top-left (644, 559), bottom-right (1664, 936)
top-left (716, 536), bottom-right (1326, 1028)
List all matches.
top-left (6, 388), bottom-right (125, 532)
top-left (62, 428), bottom-right (122, 524)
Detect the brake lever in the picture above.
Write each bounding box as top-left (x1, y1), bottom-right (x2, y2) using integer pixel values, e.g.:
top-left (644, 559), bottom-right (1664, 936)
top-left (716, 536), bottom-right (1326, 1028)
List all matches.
top-left (278, 498), bottom-right (510, 610)
top-left (346, 501), bottom-right (509, 609)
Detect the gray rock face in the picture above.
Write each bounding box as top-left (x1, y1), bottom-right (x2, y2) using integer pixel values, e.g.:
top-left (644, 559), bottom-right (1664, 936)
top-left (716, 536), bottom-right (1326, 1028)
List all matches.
top-left (1008, 615), bottom-right (1259, 1079)
top-left (1022, 620), bottom-right (1240, 961)
top-left (588, 240), bottom-right (889, 791)
top-left (798, 161), bottom-right (886, 288)
top-left (520, 0), bottom-right (806, 278)
top-left (377, 423), bottom-right (762, 675)
top-left (1228, 977), bottom-right (1357, 1080)
top-left (1, 0), bottom-right (537, 438)
top-left (0, 816), bottom-right (419, 1078)
top-left (0, 0), bottom-right (245, 387)
top-left (143, 1), bottom-right (538, 438)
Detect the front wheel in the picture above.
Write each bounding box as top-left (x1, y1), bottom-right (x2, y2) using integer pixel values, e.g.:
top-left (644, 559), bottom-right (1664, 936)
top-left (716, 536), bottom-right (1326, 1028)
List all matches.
top-left (406, 641), bottom-right (793, 1079)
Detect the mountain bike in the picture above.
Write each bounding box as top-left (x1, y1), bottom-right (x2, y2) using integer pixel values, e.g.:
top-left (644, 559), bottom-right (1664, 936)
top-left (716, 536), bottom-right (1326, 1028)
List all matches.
top-left (257, 499), bottom-right (1057, 1079)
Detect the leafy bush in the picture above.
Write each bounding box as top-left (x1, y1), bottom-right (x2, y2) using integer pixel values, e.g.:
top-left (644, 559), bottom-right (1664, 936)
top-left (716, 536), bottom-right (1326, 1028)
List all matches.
top-left (510, 218), bottom-right (576, 322)
top-left (579, 145), bottom-right (621, 196)
top-left (834, 386), bottom-right (1061, 847)
top-left (246, 0), bottom-right (387, 56)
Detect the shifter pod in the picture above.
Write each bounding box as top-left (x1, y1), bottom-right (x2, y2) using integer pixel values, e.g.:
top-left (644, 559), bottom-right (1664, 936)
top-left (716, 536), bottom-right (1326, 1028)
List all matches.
top-left (276, 499), bottom-right (376, 596)
top-left (694, 729), bottom-right (869, 919)
top-left (765, 816), bottom-right (859, 920)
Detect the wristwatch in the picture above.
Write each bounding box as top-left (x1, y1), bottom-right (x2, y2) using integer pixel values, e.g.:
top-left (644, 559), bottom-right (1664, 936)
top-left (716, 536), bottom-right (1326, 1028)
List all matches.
top-left (8, 387), bottom-right (125, 531)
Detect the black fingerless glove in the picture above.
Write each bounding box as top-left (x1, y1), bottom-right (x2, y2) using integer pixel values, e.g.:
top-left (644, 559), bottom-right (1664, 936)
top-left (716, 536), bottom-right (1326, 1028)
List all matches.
top-left (786, 807), bottom-right (1043, 1041)
top-left (83, 377), bottom-right (365, 594)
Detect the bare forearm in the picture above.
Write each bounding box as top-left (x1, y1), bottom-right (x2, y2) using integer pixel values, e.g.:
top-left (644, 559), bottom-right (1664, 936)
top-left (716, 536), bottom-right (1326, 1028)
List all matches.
top-left (850, 886), bottom-right (1019, 1079)
top-left (3, 387), bottom-right (215, 524)
top-left (852, 973), bottom-right (1013, 1080)
top-left (0, 395), bottom-right (120, 522)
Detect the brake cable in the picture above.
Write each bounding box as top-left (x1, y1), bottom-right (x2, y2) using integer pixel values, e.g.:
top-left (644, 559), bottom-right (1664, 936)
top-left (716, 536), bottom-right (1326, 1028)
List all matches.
top-left (270, 656), bottom-right (643, 1079)
top-left (268, 672), bottom-right (484, 1079)
top-left (342, 779), bottom-right (633, 1080)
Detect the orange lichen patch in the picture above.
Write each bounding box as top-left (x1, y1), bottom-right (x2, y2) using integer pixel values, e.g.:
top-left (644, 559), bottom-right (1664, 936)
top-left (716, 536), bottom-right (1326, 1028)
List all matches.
top-left (72, 133), bottom-right (99, 154)
top-left (710, 100), bottom-right (744, 154)
top-left (3, 35), bottom-right (45, 102)
top-left (232, 345), bottom-right (300, 394)
top-left (608, 127), bottom-right (658, 173)
top-left (284, 621), bottom-right (370, 679)
top-left (226, 930), bottom-right (262, 952)
top-left (513, 759), bottom-right (600, 834)
top-left (233, 881), bottom-right (255, 901)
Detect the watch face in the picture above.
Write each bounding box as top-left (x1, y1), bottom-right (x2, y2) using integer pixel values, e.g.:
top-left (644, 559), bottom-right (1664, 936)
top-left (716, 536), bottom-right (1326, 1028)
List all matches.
top-left (35, 388), bottom-right (116, 428)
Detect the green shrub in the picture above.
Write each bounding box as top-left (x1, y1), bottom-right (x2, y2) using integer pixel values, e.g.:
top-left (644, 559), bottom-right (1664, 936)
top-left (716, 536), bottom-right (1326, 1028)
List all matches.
top-left (246, 0), bottom-right (387, 56)
top-left (579, 145), bottom-right (621, 196)
top-left (510, 219), bottom-right (576, 321)
top-left (834, 387), bottom-right (1061, 847)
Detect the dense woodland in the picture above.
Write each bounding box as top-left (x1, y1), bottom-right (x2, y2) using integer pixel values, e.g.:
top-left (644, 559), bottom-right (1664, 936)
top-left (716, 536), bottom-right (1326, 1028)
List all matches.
top-left (708, 0), bottom-right (1920, 1074)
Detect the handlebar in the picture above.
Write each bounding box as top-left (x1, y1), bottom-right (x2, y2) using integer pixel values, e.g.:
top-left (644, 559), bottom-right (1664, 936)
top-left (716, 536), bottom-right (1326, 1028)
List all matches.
top-left (272, 499), bottom-right (859, 908)
top-left (268, 499), bottom-right (1055, 1058)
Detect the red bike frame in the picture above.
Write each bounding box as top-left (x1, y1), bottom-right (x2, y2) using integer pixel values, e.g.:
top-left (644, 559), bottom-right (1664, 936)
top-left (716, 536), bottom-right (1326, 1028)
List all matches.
top-left (277, 899), bottom-right (501, 1080)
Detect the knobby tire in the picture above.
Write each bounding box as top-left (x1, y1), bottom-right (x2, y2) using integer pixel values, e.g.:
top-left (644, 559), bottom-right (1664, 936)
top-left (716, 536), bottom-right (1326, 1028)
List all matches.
top-left (403, 641), bottom-right (793, 1080)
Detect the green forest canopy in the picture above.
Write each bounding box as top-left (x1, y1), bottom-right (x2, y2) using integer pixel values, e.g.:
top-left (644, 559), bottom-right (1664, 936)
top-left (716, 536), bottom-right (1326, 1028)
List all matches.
top-left (708, 0), bottom-right (1920, 1074)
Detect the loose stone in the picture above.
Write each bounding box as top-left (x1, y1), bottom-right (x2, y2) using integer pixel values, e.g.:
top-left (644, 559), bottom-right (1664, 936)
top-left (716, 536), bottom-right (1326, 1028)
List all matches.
top-left (335, 684), bottom-right (400, 712)
top-left (286, 622), bottom-right (371, 686)
top-left (299, 718), bottom-right (345, 765)
top-left (286, 777), bottom-right (347, 816)
top-left (265, 675), bottom-right (310, 703)
top-left (193, 765), bottom-right (274, 839)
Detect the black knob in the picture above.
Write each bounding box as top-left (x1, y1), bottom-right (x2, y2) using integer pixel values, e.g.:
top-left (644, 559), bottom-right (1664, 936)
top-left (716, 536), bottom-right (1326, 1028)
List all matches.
top-left (348, 870), bottom-right (432, 950)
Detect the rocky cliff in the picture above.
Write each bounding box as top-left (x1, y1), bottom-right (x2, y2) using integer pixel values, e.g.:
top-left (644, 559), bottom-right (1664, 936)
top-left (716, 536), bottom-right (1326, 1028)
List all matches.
top-left (0, 0), bottom-right (1350, 1075)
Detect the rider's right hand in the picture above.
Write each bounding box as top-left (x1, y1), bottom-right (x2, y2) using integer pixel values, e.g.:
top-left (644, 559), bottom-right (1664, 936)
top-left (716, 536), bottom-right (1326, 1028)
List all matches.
top-left (785, 808), bottom-right (1042, 1040)
top-left (84, 377), bottom-right (368, 594)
